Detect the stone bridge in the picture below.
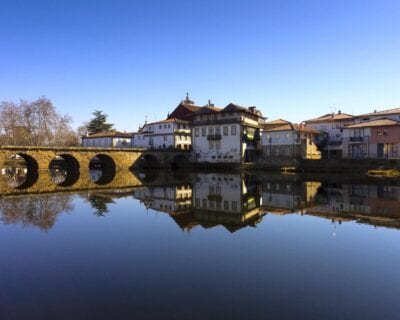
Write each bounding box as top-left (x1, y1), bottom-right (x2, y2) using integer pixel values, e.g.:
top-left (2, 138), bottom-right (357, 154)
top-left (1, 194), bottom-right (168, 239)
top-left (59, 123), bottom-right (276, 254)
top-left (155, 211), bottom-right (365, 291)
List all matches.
top-left (0, 146), bottom-right (191, 171)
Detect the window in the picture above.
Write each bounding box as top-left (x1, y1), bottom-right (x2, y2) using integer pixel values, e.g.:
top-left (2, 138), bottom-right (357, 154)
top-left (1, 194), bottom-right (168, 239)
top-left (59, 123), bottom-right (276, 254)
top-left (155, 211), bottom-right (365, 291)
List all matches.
top-left (195, 128), bottom-right (199, 137)
top-left (209, 141), bottom-right (214, 150)
top-left (231, 125), bottom-right (236, 135)
top-left (215, 126), bottom-right (221, 135)
top-left (377, 130), bottom-right (389, 136)
top-left (216, 141), bottom-right (221, 149)
top-left (232, 201), bottom-right (237, 211)
top-left (195, 198), bottom-right (200, 207)
top-left (224, 201), bottom-right (229, 210)
top-left (202, 128), bottom-right (206, 136)
top-left (275, 133), bottom-right (280, 140)
top-left (163, 135), bottom-right (167, 141)
top-left (286, 132), bottom-right (291, 139)
top-left (223, 126), bottom-right (228, 136)
top-left (202, 199), bottom-right (207, 209)
top-left (159, 125), bottom-right (162, 129)
top-left (208, 127), bottom-right (214, 135)
top-left (168, 124), bottom-right (171, 128)
top-left (164, 125), bottom-right (167, 129)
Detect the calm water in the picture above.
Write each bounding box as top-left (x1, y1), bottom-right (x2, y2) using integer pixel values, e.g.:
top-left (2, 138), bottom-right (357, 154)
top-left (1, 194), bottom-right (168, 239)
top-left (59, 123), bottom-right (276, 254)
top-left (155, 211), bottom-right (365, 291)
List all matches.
top-left (1, 169), bottom-right (400, 319)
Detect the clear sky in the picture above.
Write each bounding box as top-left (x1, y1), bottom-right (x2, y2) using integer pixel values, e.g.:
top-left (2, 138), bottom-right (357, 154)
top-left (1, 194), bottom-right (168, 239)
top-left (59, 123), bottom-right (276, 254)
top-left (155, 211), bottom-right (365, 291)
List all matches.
top-left (1, 0), bottom-right (399, 131)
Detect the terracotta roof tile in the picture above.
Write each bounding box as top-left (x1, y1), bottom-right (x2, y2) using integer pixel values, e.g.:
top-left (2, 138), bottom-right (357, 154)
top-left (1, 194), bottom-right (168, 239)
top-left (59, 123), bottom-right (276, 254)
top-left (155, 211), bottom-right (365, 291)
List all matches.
top-left (84, 131), bottom-right (132, 138)
top-left (356, 107), bottom-right (400, 118)
top-left (345, 118), bottom-right (399, 128)
top-left (304, 112), bottom-right (354, 123)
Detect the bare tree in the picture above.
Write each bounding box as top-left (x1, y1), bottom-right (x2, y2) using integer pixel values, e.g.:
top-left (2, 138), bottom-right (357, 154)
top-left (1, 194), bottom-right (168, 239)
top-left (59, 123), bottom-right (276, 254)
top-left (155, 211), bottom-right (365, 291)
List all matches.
top-left (0, 97), bottom-right (79, 146)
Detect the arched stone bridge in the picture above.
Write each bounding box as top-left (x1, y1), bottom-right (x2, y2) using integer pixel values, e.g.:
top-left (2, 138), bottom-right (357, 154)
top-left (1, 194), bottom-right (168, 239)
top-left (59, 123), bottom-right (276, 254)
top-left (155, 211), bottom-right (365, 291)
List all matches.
top-left (0, 146), bottom-right (190, 171)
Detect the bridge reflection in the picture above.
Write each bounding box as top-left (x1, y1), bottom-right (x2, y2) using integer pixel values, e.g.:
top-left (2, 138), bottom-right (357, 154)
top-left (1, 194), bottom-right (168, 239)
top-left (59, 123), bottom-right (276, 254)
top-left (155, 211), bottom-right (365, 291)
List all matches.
top-left (1, 170), bottom-right (400, 231)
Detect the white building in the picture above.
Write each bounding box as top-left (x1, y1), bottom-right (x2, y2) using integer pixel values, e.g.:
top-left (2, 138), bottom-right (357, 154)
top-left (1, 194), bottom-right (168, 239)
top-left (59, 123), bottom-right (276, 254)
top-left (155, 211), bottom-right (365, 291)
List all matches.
top-left (81, 131), bottom-right (133, 148)
top-left (191, 103), bottom-right (265, 164)
top-left (303, 111), bottom-right (354, 158)
top-left (261, 120), bottom-right (324, 160)
top-left (132, 118), bottom-right (191, 150)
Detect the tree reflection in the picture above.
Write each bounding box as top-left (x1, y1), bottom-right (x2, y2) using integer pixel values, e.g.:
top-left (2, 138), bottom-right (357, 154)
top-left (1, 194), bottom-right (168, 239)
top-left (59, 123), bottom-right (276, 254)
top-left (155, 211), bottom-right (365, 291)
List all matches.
top-left (85, 194), bottom-right (115, 216)
top-left (0, 193), bottom-right (74, 230)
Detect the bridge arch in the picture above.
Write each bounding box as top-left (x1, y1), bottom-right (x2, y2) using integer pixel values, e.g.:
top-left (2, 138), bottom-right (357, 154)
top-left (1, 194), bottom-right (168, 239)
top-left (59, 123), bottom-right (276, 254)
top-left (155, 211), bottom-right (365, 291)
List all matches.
top-left (48, 154), bottom-right (80, 187)
top-left (172, 154), bottom-right (189, 169)
top-left (140, 154), bottom-right (159, 169)
top-left (89, 154), bottom-right (116, 185)
top-left (2, 153), bottom-right (39, 189)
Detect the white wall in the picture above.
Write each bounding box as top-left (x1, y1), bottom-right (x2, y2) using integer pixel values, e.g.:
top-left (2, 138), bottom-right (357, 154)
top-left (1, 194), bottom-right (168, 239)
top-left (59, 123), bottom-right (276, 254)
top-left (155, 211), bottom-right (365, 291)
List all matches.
top-left (82, 137), bottom-right (132, 148)
top-left (192, 124), bottom-right (241, 163)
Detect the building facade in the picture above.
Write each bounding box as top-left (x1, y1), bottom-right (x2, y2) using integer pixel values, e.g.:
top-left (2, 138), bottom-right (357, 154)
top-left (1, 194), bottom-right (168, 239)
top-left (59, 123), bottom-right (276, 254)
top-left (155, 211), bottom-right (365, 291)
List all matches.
top-left (303, 111), bottom-right (354, 158)
top-left (261, 121), bottom-right (325, 161)
top-left (191, 103), bottom-right (264, 164)
top-left (132, 118), bottom-right (191, 150)
top-left (342, 118), bottom-right (400, 159)
top-left (81, 131), bottom-right (132, 148)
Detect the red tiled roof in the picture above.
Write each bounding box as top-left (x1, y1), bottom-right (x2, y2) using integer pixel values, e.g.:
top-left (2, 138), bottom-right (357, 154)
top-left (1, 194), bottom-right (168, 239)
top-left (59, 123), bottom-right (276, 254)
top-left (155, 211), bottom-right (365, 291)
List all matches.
top-left (304, 112), bottom-right (354, 123)
top-left (356, 107), bottom-right (400, 118)
top-left (344, 118), bottom-right (399, 129)
top-left (147, 118), bottom-right (189, 125)
top-left (264, 119), bottom-right (291, 125)
top-left (83, 131), bottom-right (132, 138)
top-left (265, 123), bottom-right (324, 134)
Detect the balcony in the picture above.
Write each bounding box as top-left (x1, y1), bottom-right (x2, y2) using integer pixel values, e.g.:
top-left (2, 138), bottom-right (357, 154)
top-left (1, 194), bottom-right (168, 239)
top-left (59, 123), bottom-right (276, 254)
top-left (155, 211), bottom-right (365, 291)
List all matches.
top-left (174, 129), bottom-right (191, 134)
top-left (349, 136), bottom-right (364, 142)
top-left (207, 134), bottom-right (222, 140)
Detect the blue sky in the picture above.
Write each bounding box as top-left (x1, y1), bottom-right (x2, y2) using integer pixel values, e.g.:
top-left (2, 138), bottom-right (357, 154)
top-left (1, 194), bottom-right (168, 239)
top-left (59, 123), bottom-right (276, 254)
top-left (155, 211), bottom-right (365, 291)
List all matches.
top-left (1, 0), bottom-right (399, 131)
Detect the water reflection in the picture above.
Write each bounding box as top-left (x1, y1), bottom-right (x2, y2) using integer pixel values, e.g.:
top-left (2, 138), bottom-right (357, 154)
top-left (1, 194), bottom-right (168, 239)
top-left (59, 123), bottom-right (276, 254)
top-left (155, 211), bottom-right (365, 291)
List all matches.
top-left (1, 169), bottom-right (400, 231)
top-left (0, 193), bottom-right (74, 230)
top-left (132, 172), bottom-right (400, 232)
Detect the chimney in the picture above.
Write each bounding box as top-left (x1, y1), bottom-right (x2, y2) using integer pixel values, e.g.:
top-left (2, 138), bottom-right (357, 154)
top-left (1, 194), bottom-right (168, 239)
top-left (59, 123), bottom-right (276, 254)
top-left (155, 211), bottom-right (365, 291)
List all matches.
top-left (338, 110), bottom-right (342, 114)
top-left (374, 109), bottom-right (377, 113)
top-left (248, 106), bottom-right (256, 114)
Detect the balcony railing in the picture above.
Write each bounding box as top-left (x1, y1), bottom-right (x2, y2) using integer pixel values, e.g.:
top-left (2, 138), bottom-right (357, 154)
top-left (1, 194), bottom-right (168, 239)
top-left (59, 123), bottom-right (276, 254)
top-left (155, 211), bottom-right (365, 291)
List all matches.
top-left (207, 134), bottom-right (222, 140)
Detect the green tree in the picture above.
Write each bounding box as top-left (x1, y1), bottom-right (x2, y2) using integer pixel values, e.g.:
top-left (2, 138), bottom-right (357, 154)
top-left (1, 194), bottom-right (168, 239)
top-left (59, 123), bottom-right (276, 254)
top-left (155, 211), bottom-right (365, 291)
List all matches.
top-left (87, 110), bottom-right (114, 135)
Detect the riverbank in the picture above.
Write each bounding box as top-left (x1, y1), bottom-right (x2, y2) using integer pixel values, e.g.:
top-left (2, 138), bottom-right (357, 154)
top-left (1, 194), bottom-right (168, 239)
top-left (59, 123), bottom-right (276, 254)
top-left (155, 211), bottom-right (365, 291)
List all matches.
top-left (186, 158), bottom-right (400, 177)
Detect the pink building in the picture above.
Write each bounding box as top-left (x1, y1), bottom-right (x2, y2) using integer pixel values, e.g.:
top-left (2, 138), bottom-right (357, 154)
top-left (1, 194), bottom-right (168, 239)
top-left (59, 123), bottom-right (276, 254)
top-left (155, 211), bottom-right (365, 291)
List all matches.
top-left (342, 119), bottom-right (400, 159)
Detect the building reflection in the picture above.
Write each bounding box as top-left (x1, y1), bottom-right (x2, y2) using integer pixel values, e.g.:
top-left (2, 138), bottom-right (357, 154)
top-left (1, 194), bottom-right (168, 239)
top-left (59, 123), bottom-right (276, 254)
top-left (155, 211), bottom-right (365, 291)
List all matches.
top-left (133, 172), bottom-right (265, 232)
top-left (1, 169), bottom-right (400, 231)
top-left (262, 175), bottom-right (321, 214)
top-left (132, 172), bottom-right (400, 231)
top-left (306, 183), bottom-right (400, 229)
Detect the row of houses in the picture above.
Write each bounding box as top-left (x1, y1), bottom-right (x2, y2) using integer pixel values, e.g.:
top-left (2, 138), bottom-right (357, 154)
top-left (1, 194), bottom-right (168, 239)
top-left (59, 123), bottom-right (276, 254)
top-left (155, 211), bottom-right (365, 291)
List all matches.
top-left (82, 95), bottom-right (400, 162)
